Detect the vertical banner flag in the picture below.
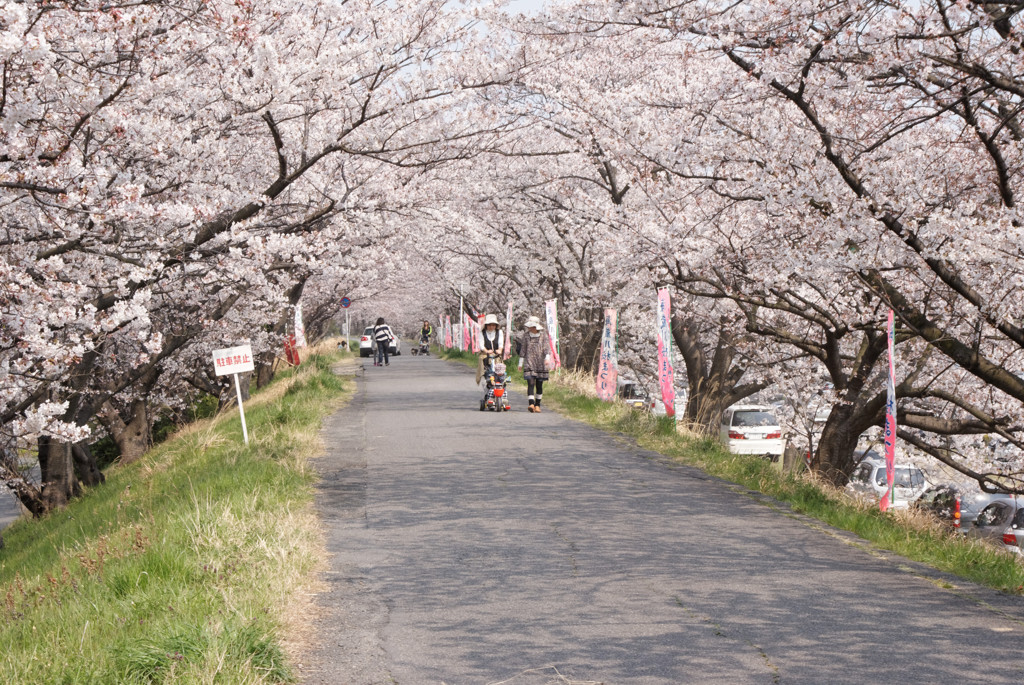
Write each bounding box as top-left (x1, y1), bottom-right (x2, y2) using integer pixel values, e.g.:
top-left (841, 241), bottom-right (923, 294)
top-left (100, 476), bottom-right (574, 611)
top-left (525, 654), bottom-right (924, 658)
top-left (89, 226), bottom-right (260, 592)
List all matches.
top-left (294, 302), bottom-right (307, 348)
top-left (596, 308), bottom-right (618, 401)
top-left (473, 315), bottom-right (485, 353)
top-left (445, 315), bottom-right (452, 348)
top-left (544, 299), bottom-right (561, 369)
top-left (656, 288), bottom-right (676, 418)
top-left (458, 294), bottom-right (465, 350)
top-left (503, 301), bottom-right (513, 359)
top-left (881, 309), bottom-right (897, 512)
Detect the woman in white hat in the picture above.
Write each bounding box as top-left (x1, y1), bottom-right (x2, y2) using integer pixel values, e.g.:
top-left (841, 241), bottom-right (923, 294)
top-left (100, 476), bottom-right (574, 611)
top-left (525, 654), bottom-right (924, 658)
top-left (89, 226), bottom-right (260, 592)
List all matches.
top-left (519, 315), bottom-right (550, 412)
top-left (475, 313), bottom-right (506, 388)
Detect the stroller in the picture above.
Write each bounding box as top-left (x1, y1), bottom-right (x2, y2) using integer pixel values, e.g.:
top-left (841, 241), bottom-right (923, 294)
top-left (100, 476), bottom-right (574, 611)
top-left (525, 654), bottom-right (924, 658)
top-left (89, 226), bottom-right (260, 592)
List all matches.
top-left (418, 334), bottom-right (430, 356)
top-left (480, 353), bottom-right (510, 412)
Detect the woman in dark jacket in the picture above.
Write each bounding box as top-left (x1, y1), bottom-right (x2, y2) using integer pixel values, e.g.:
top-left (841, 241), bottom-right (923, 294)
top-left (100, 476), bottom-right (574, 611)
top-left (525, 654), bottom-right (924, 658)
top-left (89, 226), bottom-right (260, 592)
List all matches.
top-left (519, 315), bottom-right (550, 412)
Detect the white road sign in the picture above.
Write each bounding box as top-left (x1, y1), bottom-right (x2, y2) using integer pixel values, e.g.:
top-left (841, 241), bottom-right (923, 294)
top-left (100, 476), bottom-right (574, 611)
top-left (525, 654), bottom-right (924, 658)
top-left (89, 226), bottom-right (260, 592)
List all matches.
top-left (212, 344), bottom-right (255, 376)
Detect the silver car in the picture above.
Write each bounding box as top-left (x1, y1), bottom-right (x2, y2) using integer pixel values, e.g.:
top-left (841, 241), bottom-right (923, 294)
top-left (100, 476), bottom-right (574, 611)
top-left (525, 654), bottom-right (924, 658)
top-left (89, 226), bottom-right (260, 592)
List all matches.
top-left (914, 484), bottom-right (1016, 531)
top-left (1001, 507), bottom-right (1024, 556)
top-left (968, 497), bottom-right (1023, 544)
top-left (845, 452), bottom-right (927, 509)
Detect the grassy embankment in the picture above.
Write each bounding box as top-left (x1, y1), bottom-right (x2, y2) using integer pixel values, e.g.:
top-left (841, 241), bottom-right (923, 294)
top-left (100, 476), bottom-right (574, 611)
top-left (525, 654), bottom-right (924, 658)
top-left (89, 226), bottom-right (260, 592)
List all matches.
top-left (438, 346), bottom-right (1024, 594)
top-left (0, 343), bottom-right (351, 683)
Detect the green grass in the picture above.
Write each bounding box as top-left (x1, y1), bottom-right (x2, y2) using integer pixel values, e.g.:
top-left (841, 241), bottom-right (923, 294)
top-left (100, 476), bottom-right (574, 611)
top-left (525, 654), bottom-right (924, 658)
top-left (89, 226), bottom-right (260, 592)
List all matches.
top-left (0, 344), bottom-right (353, 684)
top-left (437, 348), bottom-right (1024, 594)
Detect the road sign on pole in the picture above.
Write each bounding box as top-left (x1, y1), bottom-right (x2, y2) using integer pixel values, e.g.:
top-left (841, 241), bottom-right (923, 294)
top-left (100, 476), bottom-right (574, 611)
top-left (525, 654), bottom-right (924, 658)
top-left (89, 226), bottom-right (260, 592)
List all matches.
top-left (340, 296), bottom-right (351, 308)
top-left (212, 344), bottom-right (254, 445)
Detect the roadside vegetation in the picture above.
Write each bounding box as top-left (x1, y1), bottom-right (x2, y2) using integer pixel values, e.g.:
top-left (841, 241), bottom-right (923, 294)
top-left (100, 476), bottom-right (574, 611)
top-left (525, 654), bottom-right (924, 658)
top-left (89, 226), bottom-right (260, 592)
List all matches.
top-left (438, 347), bottom-right (1024, 594)
top-left (0, 343), bottom-right (350, 684)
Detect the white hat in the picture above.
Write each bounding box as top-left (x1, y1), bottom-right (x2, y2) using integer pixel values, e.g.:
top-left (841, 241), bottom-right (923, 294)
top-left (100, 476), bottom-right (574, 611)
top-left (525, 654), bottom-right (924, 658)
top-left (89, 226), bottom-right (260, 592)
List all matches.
top-left (524, 315), bottom-right (544, 330)
top-left (483, 313), bottom-right (500, 326)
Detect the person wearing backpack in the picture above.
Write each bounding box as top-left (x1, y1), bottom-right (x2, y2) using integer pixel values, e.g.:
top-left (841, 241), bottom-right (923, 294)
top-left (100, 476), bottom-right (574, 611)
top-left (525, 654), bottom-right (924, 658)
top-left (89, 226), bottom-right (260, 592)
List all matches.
top-left (373, 317), bottom-right (395, 367)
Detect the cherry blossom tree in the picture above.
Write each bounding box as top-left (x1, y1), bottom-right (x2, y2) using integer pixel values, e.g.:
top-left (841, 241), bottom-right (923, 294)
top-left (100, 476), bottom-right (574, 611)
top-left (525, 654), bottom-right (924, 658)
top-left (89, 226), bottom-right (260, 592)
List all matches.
top-left (1, 0), bottom-right (516, 512)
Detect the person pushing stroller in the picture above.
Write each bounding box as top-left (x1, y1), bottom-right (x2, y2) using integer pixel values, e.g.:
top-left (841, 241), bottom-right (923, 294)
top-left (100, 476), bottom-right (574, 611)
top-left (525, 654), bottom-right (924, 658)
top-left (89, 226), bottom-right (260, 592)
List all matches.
top-left (476, 314), bottom-right (509, 411)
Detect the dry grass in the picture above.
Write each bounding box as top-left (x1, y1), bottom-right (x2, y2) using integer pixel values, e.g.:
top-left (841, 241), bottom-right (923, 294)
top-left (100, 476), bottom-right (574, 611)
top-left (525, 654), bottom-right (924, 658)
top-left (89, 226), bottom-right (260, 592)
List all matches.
top-left (550, 369), bottom-right (599, 398)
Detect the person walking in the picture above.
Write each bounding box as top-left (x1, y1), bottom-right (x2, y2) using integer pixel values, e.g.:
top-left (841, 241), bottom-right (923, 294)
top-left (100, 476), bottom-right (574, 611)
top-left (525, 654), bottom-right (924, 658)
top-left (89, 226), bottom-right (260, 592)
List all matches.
top-left (519, 315), bottom-right (550, 412)
top-left (476, 314), bottom-right (506, 400)
top-left (373, 317), bottom-right (395, 366)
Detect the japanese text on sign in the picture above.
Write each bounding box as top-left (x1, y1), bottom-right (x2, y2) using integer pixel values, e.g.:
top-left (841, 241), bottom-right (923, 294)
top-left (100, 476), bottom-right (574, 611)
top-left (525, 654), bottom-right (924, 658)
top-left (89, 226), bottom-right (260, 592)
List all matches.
top-left (212, 344), bottom-right (255, 376)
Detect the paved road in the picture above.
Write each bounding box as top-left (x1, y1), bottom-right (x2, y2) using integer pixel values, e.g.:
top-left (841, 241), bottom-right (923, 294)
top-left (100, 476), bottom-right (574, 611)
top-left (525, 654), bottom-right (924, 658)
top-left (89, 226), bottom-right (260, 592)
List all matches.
top-left (301, 354), bottom-right (1024, 684)
top-left (0, 490), bottom-right (20, 531)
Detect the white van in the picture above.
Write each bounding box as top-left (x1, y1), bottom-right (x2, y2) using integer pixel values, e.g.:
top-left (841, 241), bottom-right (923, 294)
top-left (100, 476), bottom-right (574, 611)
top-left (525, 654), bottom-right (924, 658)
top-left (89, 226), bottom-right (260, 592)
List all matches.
top-left (720, 405), bottom-right (785, 462)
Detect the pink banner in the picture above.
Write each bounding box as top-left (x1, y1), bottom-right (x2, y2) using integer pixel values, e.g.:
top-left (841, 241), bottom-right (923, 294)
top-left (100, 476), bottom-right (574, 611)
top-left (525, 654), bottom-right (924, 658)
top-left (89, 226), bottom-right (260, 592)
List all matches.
top-left (544, 299), bottom-right (560, 369)
top-left (656, 288), bottom-right (676, 418)
top-left (596, 308), bottom-right (618, 401)
top-left (445, 315), bottom-right (452, 348)
top-left (473, 315), bottom-right (484, 353)
top-left (881, 309), bottom-right (897, 511)
top-left (503, 301), bottom-right (513, 359)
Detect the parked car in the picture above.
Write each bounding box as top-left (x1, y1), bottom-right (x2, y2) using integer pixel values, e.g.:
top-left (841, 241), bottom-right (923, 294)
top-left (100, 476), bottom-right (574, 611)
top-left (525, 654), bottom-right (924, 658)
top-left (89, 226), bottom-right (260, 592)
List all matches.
top-left (914, 484), bottom-right (1016, 531)
top-left (359, 327), bottom-right (375, 357)
top-left (968, 497), bottom-right (1022, 544)
top-left (845, 451), bottom-right (927, 509)
top-left (719, 405), bottom-right (785, 461)
top-left (650, 388), bottom-right (687, 418)
top-left (359, 326), bottom-right (401, 358)
top-left (1001, 507), bottom-right (1024, 556)
top-left (617, 380), bottom-right (650, 409)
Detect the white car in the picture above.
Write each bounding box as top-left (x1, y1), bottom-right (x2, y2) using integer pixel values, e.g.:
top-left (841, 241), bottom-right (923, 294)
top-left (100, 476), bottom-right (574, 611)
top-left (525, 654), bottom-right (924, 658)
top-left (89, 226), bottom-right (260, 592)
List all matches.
top-left (845, 451), bottom-right (928, 509)
top-left (720, 405), bottom-right (785, 462)
top-left (358, 327), bottom-right (401, 358)
top-left (359, 327), bottom-right (375, 357)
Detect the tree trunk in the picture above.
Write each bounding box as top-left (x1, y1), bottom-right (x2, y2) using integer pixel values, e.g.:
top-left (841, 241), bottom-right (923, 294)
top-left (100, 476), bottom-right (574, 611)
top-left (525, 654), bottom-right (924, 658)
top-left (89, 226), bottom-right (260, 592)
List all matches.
top-left (256, 277), bottom-right (308, 388)
top-left (815, 403), bottom-right (865, 486)
top-left (38, 437), bottom-right (78, 511)
top-left (99, 398), bottom-right (152, 465)
top-left (0, 462), bottom-right (47, 518)
top-left (72, 443), bottom-right (105, 487)
top-left (672, 314), bottom-right (766, 436)
top-left (685, 381), bottom-right (732, 437)
top-left (237, 372), bottom-right (251, 402)
top-left (255, 352), bottom-right (276, 388)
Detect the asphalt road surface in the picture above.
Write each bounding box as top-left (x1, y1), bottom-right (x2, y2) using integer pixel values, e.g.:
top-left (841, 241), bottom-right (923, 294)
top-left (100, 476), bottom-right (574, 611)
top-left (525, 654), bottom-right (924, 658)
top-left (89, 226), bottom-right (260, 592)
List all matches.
top-left (0, 489), bottom-right (20, 531)
top-left (301, 353), bottom-right (1024, 685)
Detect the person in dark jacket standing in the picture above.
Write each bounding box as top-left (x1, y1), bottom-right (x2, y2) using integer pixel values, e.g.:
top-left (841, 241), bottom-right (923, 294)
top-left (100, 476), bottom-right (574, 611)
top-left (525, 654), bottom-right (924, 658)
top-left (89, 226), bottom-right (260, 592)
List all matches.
top-left (519, 315), bottom-right (550, 412)
top-left (373, 317), bottom-right (395, 366)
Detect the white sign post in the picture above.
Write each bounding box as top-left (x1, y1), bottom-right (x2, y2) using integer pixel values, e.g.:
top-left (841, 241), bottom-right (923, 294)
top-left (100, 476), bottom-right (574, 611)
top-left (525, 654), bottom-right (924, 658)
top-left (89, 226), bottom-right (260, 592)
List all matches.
top-left (212, 344), bottom-right (256, 445)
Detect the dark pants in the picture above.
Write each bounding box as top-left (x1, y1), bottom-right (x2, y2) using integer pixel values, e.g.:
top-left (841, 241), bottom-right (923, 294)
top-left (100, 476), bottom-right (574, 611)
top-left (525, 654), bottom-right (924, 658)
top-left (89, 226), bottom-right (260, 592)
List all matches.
top-left (527, 378), bottom-right (544, 405)
top-left (376, 342), bottom-right (390, 365)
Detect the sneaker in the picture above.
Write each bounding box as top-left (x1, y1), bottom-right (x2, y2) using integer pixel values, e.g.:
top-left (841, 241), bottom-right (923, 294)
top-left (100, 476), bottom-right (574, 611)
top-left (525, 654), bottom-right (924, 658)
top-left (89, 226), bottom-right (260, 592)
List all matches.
top-left (535, 406), bottom-right (541, 413)
top-left (385, 362), bottom-right (389, 366)
top-left (527, 405), bottom-right (535, 413)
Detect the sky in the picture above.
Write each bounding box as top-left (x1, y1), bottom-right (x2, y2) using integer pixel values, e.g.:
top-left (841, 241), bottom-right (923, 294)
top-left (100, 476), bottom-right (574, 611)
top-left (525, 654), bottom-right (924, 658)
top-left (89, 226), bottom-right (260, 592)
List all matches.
top-left (503, 0), bottom-right (547, 14)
